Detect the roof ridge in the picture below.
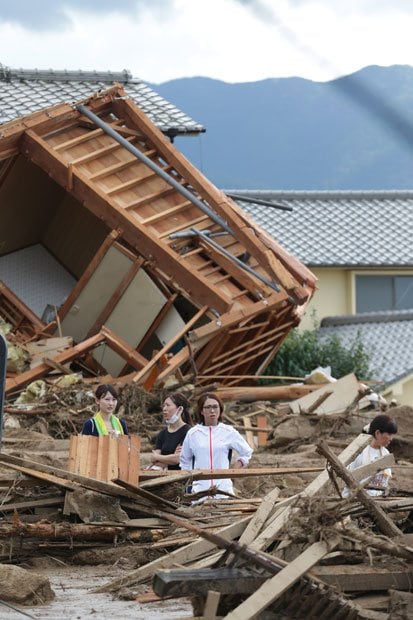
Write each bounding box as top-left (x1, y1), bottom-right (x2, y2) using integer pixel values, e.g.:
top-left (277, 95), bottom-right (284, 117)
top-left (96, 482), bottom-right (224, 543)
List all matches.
top-left (227, 189), bottom-right (413, 199)
top-left (0, 65), bottom-right (134, 84)
top-left (321, 310), bottom-right (413, 327)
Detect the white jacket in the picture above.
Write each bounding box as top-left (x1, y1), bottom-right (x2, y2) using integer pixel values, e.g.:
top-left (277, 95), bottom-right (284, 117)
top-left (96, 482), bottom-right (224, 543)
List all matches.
top-left (342, 444), bottom-right (391, 497)
top-left (180, 423), bottom-right (253, 498)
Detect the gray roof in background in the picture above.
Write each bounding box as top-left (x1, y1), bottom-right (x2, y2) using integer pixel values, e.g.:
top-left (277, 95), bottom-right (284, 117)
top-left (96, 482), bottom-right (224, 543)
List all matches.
top-left (229, 190), bottom-right (413, 267)
top-left (0, 65), bottom-right (204, 135)
top-left (319, 311), bottom-right (413, 386)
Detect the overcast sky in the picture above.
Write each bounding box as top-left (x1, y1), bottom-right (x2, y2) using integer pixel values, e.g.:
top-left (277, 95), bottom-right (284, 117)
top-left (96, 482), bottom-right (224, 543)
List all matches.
top-left (1, 0), bottom-right (413, 84)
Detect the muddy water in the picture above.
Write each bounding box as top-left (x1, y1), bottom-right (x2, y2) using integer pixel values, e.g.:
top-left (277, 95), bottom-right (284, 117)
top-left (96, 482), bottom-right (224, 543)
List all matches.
top-left (0, 565), bottom-right (193, 619)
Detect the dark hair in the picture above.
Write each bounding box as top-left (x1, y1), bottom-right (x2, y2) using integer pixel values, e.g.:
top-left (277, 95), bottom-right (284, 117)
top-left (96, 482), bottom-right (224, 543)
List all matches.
top-left (166, 392), bottom-right (193, 426)
top-left (95, 384), bottom-right (118, 400)
top-left (196, 392), bottom-right (224, 424)
top-left (369, 414), bottom-right (398, 436)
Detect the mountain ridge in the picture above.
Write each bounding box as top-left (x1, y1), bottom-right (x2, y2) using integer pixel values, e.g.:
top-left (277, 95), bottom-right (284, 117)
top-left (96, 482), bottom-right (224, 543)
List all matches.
top-left (149, 65), bottom-right (413, 189)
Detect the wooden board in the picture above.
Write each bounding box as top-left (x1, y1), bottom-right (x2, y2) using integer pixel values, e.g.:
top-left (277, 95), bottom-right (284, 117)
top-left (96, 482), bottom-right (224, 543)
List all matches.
top-left (68, 434), bottom-right (140, 484)
top-left (289, 373), bottom-right (360, 415)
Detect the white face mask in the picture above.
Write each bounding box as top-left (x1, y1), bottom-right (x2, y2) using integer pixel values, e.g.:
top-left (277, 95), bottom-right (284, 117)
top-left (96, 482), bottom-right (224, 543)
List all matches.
top-left (165, 406), bottom-right (183, 426)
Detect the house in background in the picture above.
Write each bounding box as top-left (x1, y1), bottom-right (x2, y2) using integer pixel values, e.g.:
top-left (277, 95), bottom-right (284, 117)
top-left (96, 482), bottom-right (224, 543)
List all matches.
top-left (230, 190), bottom-right (413, 403)
top-left (0, 64), bottom-right (204, 139)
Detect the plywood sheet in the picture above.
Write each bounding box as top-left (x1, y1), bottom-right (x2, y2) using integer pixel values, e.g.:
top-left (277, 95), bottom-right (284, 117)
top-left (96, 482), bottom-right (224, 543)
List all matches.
top-left (289, 373), bottom-right (359, 415)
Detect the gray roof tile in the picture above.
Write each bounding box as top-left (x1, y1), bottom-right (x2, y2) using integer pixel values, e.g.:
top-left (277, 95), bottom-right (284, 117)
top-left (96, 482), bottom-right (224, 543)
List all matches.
top-left (228, 190), bottom-right (413, 267)
top-left (319, 311), bottom-right (413, 385)
top-left (0, 66), bottom-right (204, 135)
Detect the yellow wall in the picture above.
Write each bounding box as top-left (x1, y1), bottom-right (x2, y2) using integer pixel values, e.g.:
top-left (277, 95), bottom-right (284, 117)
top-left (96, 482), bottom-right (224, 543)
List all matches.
top-left (382, 375), bottom-right (413, 406)
top-left (300, 268), bottom-right (352, 329)
top-left (300, 267), bottom-right (413, 330)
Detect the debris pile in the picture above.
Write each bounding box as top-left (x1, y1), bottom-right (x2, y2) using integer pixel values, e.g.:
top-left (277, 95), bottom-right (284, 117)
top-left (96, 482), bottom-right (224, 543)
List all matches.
top-left (0, 377), bottom-right (411, 618)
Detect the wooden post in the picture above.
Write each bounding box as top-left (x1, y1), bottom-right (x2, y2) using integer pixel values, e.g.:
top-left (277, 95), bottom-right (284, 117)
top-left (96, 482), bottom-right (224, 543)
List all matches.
top-left (316, 439), bottom-right (402, 537)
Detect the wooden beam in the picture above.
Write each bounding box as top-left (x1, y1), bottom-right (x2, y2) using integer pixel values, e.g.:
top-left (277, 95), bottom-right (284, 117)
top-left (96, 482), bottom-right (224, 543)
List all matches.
top-left (214, 384), bottom-right (322, 402)
top-left (132, 305), bottom-right (208, 383)
top-left (100, 326), bottom-right (148, 370)
top-left (5, 331), bottom-right (106, 393)
top-left (317, 440), bottom-right (402, 537)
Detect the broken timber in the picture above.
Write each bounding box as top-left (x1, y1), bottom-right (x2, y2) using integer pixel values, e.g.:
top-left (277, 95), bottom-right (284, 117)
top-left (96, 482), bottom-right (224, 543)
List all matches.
top-left (0, 85), bottom-right (316, 388)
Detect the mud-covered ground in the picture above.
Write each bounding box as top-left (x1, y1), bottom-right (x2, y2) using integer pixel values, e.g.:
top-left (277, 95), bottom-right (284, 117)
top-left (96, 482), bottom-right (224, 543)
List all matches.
top-left (0, 564), bottom-right (193, 619)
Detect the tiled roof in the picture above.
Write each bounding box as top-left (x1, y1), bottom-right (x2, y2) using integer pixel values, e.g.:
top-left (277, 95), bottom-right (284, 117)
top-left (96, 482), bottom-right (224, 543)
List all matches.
top-left (319, 311), bottom-right (413, 386)
top-left (0, 65), bottom-right (204, 135)
top-left (228, 190), bottom-right (413, 267)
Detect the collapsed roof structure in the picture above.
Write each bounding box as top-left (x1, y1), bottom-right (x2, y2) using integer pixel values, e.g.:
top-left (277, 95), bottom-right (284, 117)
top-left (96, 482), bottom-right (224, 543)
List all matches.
top-left (0, 84), bottom-right (316, 394)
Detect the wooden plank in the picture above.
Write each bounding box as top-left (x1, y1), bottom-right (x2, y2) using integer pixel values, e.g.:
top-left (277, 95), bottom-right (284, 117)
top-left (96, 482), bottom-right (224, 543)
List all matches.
top-left (223, 538), bottom-right (339, 620)
top-left (153, 568), bottom-right (265, 598)
top-left (85, 434), bottom-right (99, 478)
top-left (256, 414), bottom-right (268, 447)
top-left (0, 497), bottom-right (64, 512)
top-left (127, 435), bottom-right (141, 485)
top-left (289, 373), bottom-right (360, 415)
top-left (203, 590), bottom-right (221, 620)
top-left (242, 417), bottom-right (254, 449)
top-left (118, 435), bottom-right (129, 483)
top-left (239, 487), bottom-right (280, 546)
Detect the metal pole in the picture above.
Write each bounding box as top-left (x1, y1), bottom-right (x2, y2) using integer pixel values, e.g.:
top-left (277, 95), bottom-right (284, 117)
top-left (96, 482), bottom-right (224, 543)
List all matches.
top-left (0, 333), bottom-right (7, 450)
top-left (76, 104), bottom-right (233, 234)
top-left (171, 228), bottom-right (280, 292)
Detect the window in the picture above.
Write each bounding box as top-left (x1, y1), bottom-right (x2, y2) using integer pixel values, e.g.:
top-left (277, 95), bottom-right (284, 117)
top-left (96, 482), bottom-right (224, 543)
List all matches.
top-left (356, 275), bottom-right (413, 313)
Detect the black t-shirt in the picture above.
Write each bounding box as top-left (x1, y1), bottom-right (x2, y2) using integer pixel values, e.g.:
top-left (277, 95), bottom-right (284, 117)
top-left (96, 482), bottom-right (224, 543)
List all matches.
top-left (155, 424), bottom-right (190, 470)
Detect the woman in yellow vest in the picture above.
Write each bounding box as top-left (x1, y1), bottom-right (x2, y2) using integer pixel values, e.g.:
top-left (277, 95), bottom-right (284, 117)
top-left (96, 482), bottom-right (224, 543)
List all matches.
top-left (81, 384), bottom-right (128, 436)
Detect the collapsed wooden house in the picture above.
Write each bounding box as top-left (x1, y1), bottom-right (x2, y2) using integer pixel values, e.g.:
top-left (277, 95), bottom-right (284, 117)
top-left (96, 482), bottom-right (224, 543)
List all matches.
top-left (0, 85), bottom-right (316, 393)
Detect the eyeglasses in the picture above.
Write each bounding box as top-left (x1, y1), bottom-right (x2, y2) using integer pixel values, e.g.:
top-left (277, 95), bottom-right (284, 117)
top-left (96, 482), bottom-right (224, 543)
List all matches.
top-left (203, 405), bottom-right (219, 411)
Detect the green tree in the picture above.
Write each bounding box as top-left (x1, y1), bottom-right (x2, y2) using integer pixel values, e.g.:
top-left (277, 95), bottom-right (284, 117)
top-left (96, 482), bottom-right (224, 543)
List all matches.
top-left (264, 326), bottom-right (372, 383)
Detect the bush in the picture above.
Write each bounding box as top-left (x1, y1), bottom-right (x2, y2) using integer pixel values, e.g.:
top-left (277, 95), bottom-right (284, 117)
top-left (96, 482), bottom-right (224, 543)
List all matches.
top-left (264, 326), bottom-right (372, 383)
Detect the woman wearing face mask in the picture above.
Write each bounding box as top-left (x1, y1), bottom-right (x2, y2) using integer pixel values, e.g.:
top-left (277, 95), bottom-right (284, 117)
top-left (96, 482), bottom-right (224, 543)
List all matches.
top-left (150, 392), bottom-right (192, 470)
top-left (180, 392), bottom-right (253, 499)
top-left (81, 384), bottom-right (128, 436)
top-left (342, 414), bottom-right (398, 497)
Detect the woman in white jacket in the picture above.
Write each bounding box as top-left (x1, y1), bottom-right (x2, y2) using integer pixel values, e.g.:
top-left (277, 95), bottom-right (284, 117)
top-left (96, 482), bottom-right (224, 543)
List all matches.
top-left (180, 392), bottom-right (253, 499)
top-left (343, 414), bottom-right (398, 497)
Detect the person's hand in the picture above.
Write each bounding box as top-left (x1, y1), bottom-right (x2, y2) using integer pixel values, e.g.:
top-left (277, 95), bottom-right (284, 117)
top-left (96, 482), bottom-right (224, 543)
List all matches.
top-left (174, 445), bottom-right (182, 455)
top-left (234, 459), bottom-right (244, 469)
top-left (150, 450), bottom-right (161, 464)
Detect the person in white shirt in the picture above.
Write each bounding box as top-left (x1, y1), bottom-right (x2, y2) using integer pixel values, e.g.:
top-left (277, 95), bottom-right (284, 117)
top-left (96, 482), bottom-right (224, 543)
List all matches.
top-left (180, 392), bottom-right (253, 500)
top-left (343, 414), bottom-right (398, 497)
